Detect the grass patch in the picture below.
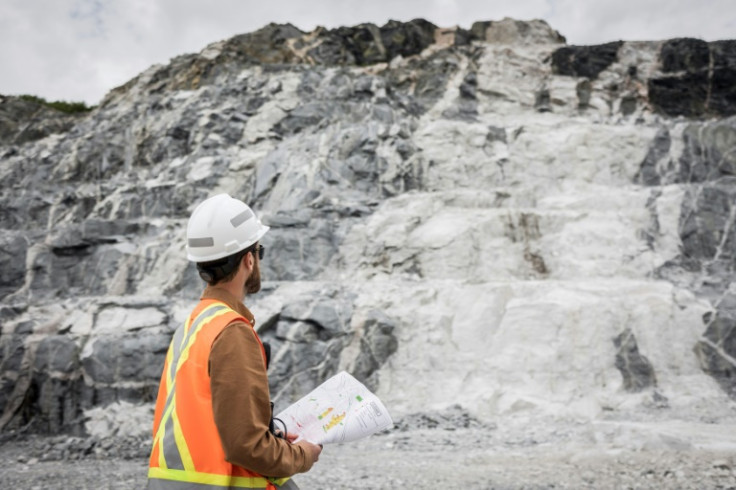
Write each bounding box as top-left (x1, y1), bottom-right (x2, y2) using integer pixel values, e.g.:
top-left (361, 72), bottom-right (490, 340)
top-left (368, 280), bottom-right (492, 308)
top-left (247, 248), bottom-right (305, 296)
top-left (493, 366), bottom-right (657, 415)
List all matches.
top-left (19, 94), bottom-right (96, 114)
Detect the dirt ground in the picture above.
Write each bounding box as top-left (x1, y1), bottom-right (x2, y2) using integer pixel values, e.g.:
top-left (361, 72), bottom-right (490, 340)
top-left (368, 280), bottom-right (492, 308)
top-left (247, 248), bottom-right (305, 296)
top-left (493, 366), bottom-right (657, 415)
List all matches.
top-left (1, 425), bottom-right (735, 490)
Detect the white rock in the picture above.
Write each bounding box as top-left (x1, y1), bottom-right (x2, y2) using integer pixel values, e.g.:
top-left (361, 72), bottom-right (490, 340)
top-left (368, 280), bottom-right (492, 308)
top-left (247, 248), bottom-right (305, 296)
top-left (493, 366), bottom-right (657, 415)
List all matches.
top-left (84, 401), bottom-right (154, 438)
top-left (94, 306), bottom-right (167, 334)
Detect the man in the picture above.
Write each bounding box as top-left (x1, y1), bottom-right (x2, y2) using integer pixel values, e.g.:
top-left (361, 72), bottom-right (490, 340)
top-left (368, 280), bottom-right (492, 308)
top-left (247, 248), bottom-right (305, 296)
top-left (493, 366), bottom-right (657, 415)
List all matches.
top-left (148, 193), bottom-right (322, 489)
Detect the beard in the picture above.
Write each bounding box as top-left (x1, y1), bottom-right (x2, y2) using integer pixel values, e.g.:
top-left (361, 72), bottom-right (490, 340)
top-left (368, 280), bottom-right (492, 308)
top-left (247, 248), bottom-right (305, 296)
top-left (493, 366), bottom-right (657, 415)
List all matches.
top-left (244, 257), bottom-right (262, 295)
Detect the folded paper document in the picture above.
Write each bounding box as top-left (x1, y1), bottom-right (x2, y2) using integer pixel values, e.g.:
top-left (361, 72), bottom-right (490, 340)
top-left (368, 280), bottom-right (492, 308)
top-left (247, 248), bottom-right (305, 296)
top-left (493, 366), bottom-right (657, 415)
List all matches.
top-left (276, 371), bottom-right (394, 445)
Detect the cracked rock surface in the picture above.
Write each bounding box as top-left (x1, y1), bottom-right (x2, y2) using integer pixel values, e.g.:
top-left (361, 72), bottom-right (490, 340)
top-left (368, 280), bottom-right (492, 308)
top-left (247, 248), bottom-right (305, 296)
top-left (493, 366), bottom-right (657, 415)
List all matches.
top-left (0, 18), bottom-right (735, 488)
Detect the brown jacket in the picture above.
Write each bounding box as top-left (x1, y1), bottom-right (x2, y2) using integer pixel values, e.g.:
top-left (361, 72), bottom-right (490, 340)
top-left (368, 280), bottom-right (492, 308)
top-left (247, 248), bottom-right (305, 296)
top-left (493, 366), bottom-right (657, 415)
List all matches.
top-left (203, 286), bottom-right (312, 477)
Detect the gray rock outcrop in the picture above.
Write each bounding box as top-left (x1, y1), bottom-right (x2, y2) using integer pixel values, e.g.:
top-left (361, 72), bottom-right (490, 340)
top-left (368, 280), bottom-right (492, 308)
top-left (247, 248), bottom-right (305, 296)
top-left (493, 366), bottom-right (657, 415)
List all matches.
top-left (1, 18), bottom-right (735, 436)
top-left (0, 96), bottom-right (86, 146)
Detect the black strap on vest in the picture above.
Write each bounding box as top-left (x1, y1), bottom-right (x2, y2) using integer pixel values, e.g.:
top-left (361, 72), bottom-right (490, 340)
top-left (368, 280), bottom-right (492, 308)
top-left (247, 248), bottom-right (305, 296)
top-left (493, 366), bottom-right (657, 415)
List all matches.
top-left (263, 342), bottom-right (271, 369)
top-left (262, 342), bottom-right (285, 438)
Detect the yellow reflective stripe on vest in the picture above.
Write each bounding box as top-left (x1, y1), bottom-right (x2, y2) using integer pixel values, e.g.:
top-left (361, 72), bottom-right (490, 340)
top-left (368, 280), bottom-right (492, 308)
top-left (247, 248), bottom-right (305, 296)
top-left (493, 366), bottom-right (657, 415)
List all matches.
top-left (148, 467), bottom-right (271, 488)
top-left (153, 303), bottom-right (231, 472)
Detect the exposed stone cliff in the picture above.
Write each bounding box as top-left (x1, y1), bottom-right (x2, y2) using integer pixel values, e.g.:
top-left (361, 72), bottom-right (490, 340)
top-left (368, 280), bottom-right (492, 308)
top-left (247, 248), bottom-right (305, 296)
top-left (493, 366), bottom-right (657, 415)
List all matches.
top-left (1, 18), bottom-right (735, 436)
top-left (0, 95), bottom-right (87, 147)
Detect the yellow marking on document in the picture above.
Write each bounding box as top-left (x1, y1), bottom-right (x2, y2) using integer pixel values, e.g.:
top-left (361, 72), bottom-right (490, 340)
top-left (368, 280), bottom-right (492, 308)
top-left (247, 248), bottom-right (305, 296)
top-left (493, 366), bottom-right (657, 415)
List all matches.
top-left (318, 407), bottom-right (333, 420)
top-left (322, 412), bottom-right (346, 432)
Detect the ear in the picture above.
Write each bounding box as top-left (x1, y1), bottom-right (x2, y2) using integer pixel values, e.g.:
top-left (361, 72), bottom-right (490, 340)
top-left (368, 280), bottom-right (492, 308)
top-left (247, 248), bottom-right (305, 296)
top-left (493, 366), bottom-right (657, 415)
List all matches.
top-left (242, 251), bottom-right (254, 273)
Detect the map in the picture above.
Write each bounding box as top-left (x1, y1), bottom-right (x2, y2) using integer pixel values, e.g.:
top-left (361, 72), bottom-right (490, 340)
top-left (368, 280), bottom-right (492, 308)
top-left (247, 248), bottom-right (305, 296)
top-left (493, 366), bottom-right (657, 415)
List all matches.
top-left (275, 371), bottom-right (394, 445)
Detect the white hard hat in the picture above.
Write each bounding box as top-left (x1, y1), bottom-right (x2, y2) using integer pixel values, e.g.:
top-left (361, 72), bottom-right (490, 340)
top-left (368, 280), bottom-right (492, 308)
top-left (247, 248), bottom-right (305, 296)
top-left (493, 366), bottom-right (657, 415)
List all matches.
top-left (186, 194), bottom-right (269, 262)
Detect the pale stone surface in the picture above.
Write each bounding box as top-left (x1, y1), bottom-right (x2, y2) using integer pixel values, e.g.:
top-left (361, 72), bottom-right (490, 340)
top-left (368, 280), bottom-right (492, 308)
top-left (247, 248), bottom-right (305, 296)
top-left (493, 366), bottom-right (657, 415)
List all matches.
top-left (94, 307), bottom-right (167, 334)
top-left (0, 20), bottom-right (735, 448)
top-left (84, 401), bottom-right (154, 438)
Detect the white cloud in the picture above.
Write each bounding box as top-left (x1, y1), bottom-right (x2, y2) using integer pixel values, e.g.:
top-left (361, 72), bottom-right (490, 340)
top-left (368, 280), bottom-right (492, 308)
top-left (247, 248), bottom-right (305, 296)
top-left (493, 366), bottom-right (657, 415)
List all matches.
top-left (0, 0), bottom-right (733, 105)
top-left (549, 0), bottom-right (736, 44)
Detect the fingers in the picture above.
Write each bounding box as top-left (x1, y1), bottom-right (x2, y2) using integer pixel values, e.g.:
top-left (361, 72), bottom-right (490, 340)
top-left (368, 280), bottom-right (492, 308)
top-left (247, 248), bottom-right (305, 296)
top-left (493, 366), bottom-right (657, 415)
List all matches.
top-left (296, 440), bottom-right (322, 464)
top-left (310, 442), bottom-right (322, 463)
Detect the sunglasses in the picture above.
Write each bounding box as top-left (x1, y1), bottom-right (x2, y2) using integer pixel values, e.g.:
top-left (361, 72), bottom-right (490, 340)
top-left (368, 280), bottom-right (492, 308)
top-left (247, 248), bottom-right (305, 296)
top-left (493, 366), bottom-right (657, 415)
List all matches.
top-left (251, 244), bottom-right (265, 260)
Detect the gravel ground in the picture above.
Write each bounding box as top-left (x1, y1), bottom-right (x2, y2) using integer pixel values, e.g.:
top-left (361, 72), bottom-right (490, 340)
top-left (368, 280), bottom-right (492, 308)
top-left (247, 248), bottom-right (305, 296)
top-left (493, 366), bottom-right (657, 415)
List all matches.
top-left (2, 408), bottom-right (736, 489)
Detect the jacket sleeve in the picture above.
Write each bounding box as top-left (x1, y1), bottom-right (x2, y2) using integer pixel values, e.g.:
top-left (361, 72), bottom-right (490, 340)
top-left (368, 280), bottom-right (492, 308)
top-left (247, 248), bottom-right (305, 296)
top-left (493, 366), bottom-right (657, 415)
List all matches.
top-left (209, 322), bottom-right (313, 477)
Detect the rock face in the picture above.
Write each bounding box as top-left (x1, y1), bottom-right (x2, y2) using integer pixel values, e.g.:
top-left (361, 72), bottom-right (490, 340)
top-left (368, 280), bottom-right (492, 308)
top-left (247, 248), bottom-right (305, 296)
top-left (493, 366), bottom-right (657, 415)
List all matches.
top-left (0, 96), bottom-right (86, 146)
top-left (614, 329), bottom-right (657, 392)
top-left (551, 41), bottom-right (624, 79)
top-left (1, 18), bottom-right (735, 436)
top-left (647, 38), bottom-right (736, 117)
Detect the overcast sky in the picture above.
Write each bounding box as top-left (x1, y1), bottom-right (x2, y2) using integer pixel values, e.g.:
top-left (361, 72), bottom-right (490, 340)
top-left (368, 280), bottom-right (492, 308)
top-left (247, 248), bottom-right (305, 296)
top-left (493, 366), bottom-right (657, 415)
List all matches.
top-left (2, 0), bottom-right (734, 105)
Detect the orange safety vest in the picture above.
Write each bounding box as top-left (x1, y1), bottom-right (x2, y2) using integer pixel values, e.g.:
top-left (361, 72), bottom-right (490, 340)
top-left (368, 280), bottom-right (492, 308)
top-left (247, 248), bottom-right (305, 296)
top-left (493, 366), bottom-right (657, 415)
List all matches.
top-left (147, 299), bottom-right (290, 489)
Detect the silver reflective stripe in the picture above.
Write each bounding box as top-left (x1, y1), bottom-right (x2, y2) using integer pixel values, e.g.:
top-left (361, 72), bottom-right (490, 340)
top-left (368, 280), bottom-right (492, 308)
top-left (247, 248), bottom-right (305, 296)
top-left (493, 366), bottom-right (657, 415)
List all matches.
top-left (159, 305), bottom-right (228, 469)
top-left (147, 479), bottom-right (227, 489)
top-left (164, 305), bottom-right (228, 412)
top-left (162, 413), bottom-right (185, 470)
top-left (188, 237), bottom-right (214, 247)
top-left (230, 209), bottom-right (253, 228)
top-left (168, 324), bottom-right (186, 383)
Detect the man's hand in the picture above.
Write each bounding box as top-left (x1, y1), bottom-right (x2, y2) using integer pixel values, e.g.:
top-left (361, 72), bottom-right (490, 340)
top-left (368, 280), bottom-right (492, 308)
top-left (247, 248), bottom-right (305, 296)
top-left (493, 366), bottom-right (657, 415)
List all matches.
top-left (296, 441), bottom-right (322, 464)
